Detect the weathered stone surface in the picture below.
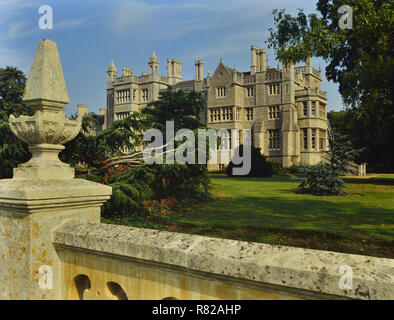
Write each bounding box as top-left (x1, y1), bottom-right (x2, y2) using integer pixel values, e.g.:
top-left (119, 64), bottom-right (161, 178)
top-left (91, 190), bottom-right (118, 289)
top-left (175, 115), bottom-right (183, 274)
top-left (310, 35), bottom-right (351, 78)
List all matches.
top-left (0, 179), bottom-right (112, 300)
top-left (0, 39), bottom-right (113, 300)
top-left (0, 179), bottom-right (111, 209)
top-left (54, 222), bottom-right (394, 300)
top-left (22, 39), bottom-right (69, 106)
top-left (9, 39), bottom-right (82, 180)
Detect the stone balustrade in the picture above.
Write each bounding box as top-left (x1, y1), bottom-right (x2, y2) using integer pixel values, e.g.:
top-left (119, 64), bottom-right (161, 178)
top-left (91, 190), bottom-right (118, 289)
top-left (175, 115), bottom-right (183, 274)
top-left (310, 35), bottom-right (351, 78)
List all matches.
top-left (53, 222), bottom-right (394, 300)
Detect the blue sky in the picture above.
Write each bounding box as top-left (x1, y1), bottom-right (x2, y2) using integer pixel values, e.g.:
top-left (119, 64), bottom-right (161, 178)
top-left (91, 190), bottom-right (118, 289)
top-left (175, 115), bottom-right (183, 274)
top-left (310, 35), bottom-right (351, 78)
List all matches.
top-left (0, 0), bottom-right (345, 116)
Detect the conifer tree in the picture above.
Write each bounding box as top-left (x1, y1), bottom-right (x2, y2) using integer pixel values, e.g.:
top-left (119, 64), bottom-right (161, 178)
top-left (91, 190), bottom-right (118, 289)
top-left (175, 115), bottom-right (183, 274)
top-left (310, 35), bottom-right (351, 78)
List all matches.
top-left (0, 67), bottom-right (31, 178)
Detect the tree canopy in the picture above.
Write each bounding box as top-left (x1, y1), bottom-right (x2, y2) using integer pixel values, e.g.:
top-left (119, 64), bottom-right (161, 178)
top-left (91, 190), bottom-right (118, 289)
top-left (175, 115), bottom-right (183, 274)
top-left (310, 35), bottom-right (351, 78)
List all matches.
top-left (0, 67), bottom-right (31, 178)
top-left (142, 86), bottom-right (206, 133)
top-left (267, 0), bottom-right (394, 171)
top-left (60, 111), bottom-right (152, 170)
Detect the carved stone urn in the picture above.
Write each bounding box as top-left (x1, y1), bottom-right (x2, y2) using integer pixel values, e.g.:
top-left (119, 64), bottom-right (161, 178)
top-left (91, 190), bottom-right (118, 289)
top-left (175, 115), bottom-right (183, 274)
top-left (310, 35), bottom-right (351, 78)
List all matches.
top-left (9, 39), bottom-right (82, 180)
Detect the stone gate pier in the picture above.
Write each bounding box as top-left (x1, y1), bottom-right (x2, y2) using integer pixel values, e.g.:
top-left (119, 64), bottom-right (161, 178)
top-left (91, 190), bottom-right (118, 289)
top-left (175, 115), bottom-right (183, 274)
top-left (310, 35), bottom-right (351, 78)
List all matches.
top-left (0, 40), bottom-right (393, 300)
top-left (0, 39), bottom-right (112, 299)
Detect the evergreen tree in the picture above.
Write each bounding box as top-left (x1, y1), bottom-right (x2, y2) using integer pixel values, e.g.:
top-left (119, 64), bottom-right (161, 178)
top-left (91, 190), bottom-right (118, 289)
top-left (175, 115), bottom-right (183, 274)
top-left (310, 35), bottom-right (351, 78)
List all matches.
top-left (296, 131), bottom-right (360, 195)
top-left (142, 86), bottom-right (206, 133)
top-left (0, 67), bottom-right (31, 178)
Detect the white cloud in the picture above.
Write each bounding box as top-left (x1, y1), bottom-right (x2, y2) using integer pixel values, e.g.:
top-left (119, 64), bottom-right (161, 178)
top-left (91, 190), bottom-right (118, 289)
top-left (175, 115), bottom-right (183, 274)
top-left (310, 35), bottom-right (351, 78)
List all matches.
top-left (7, 21), bottom-right (28, 37)
top-left (0, 0), bottom-right (37, 10)
top-left (107, 0), bottom-right (304, 44)
top-left (55, 18), bottom-right (91, 30)
top-left (0, 0), bottom-right (38, 25)
top-left (107, 0), bottom-right (257, 38)
top-left (2, 17), bottom-right (92, 41)
top-left (184, 30), bottom-right (270, 60)
top-left (0, 47), bottom-right (30, 72)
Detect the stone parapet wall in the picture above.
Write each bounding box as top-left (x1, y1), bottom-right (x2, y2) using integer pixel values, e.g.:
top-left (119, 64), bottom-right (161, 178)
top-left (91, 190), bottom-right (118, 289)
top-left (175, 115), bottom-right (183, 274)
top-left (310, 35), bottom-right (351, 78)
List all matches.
top-left (53, 222), bottom-right (394, 300)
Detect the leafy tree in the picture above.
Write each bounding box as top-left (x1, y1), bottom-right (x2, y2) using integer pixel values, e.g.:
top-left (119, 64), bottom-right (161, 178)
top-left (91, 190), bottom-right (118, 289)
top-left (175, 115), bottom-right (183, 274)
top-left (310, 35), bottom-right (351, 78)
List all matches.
top-left (60, 111), bottom-right (151, 170)
top-left (327, 110), bottom-right (349, 133)
top-left (0, 67), bottom-right (31, 178)
top-left (296, 131), bottom-right (360, 195)
top-left (267, 0), bottom-right (394, 171)
top-left (142, 87), bottom-right (206, 133)
top-left (75, 89), bottom-right (211, 218)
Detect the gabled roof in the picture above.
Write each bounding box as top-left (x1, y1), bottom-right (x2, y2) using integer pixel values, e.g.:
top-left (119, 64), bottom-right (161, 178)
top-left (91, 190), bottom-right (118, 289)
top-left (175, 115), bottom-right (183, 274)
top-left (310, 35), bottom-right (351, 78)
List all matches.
top-left (212, 60), bottom-right (244, 79)
top-left (213, 61), bottom-right (233, 78)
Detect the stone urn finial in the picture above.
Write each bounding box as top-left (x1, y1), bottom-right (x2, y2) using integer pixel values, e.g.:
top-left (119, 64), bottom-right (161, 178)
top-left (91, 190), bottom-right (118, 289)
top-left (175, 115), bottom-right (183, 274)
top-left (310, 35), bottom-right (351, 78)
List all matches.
top-left (9, 39), bottom-right (82, 180)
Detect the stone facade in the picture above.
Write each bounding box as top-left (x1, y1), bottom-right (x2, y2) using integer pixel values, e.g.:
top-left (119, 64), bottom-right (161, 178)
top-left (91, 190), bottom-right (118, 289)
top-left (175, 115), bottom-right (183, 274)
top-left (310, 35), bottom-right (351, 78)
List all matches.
top-left (105, 46), bottom-right (328, 168)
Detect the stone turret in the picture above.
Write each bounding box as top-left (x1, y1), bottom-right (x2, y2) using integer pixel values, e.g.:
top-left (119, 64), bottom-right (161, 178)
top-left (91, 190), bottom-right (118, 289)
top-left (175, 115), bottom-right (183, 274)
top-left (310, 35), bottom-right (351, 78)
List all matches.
top-left (107, 59), bottom-right (117, 82)
top-left (148, 50), bottom-right (159, 75)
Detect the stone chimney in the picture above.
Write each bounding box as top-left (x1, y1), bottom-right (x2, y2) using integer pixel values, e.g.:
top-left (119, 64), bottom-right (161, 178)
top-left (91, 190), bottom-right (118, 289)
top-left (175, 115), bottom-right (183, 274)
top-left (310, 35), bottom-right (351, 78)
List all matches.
top-left (259, 49), bottom-right (266, 72)
top-left (195, 60), bottom-right (204, 81)
top-left (250, 45), bottom-right (257, 75)
top-left (167, 58), bottom-right (182, 85)
top-left (77, 104), bottom-right (88, 117)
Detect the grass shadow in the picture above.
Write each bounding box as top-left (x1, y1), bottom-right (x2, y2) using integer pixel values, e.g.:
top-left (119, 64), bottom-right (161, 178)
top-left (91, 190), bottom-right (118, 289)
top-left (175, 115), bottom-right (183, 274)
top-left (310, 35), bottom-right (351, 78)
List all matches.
top-left (343, 177), bottom-right (394, 186)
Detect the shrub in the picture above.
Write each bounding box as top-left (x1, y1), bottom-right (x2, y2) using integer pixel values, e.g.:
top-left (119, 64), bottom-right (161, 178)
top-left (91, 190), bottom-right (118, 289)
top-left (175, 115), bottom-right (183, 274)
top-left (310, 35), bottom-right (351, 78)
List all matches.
top-left (270, 163), bottom-right (302, 176)
top-left (226, 145), bottom-right (273, 177)
top-left (288, 164), bottom-right (302, 175)
top-left (149, 163), bottom-right (211, 201)
top-left (271, 162), bottom-right (289, 176)
top-left (295, 164), bottom-right (346, 196)
top-left (295, 132), bottom-right (361, 196)
top-left (100, 163), bottom-right (211, 218)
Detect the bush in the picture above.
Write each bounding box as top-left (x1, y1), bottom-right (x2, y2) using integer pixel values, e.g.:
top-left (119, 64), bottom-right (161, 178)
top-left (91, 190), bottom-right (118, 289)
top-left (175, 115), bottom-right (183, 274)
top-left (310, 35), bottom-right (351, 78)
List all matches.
top-left (288, 164), bottom-right (302, 175)
top-left (100, 163), bottom-right (211, 218)
top-left (271, 162), bottom-right (290, 176)
top-left (269, 162), bottom-right (302, 176)
top-left (295, 132), bottom-right (361, 196)
top-left (226, 146), bottom-right (273, 177)
top-left (295, 164), bottom-right (346, 196)
top-left (149, 163), bottom-right (211, 201)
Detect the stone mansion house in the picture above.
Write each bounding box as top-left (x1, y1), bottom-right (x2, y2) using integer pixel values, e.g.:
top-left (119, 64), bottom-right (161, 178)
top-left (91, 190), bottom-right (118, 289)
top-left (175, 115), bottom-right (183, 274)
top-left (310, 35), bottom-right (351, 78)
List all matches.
top-left (100, 45), bottom-right (328, 168)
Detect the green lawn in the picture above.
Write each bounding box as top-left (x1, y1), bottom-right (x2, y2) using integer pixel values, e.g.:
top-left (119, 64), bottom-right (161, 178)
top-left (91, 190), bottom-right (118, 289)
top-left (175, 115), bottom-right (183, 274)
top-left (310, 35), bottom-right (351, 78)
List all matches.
top-left (147, 175), bottom-right (394, 258)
